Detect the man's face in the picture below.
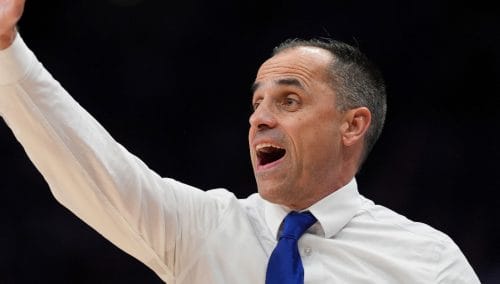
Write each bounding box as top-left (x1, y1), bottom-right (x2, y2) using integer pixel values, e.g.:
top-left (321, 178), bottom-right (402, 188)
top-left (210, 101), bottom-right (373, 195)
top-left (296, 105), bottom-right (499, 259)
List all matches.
top-left (249, 47), bottom-right (349, 210)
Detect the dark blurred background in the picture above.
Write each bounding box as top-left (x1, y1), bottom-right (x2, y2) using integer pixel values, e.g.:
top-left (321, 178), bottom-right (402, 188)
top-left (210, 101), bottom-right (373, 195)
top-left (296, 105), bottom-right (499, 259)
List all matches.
top-left (0, 0), bottom-right (499, 283)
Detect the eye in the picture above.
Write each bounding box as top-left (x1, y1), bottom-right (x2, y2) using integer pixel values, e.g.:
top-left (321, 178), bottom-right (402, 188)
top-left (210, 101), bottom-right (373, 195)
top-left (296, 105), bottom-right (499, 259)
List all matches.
top-left (284, 97), bottom-right (297, 106)
top-left (252, 99), bottom-right (262, 111)
top-left (282, 95), bottom-right (300, 111)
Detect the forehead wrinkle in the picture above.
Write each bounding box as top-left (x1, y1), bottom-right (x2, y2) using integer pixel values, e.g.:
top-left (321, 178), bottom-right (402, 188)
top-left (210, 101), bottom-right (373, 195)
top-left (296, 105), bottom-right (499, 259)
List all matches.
top-left (255, 64), bottom-right (315, 89)
top-left (275, 77), bottom-right (305, 90)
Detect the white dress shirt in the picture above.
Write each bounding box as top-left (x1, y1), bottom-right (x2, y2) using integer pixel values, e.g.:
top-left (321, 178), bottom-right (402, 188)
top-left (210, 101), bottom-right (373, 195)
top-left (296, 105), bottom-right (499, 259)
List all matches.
top-left (0, 35), bottom-right (480, 283)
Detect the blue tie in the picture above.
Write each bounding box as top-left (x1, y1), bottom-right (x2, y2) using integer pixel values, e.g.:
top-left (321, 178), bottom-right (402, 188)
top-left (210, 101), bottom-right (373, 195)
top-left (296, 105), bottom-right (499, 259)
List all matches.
top-left (266, 211), bottom-right (317, 284)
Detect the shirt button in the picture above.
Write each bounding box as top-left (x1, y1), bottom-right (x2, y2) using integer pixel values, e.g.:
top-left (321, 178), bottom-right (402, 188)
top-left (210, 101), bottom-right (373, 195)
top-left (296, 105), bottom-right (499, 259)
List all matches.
top-left (304, 247), bottom-right (312, 256)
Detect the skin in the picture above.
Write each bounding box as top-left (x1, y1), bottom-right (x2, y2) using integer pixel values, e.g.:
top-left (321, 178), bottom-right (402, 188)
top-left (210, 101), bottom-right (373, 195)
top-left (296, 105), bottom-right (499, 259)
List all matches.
top-left (249, 47), bottom-right (371, 210)
top-left (0, 0), bottom-right (24, 49)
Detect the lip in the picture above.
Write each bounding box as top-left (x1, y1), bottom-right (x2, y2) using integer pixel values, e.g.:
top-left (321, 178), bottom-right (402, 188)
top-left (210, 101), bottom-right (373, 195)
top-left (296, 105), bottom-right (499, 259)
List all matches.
top-left (251, 138), bottom-right (282, 150)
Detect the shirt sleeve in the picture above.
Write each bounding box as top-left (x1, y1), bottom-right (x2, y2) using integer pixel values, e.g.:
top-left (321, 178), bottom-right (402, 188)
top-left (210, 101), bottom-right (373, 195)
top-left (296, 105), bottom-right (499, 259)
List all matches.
top-left (0, 34), bottom-right (232, 283)
top-left (434, 237), bottom-right (481, 284)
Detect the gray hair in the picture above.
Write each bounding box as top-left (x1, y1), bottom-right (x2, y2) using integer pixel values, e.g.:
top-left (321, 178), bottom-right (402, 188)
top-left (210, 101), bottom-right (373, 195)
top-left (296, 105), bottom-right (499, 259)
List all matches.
top-left (273, 38), bottom-right (387, 166)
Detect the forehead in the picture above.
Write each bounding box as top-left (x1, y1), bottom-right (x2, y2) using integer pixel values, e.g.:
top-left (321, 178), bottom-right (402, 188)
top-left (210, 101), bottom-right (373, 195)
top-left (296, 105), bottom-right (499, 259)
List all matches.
top-left (255, 46), bottom-right (333, 90)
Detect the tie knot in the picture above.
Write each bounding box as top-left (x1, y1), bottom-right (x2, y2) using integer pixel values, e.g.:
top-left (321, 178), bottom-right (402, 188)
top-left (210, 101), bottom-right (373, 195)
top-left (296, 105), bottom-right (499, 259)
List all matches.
top-left (280, 211), bottom-right (317, 240)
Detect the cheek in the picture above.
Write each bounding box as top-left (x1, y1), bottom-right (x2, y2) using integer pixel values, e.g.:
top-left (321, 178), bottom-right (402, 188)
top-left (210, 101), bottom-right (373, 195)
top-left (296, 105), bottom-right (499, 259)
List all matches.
top-left (287, 110), bottom-right (341, 156)
top-left (304, 121), bottom-right (341, 160)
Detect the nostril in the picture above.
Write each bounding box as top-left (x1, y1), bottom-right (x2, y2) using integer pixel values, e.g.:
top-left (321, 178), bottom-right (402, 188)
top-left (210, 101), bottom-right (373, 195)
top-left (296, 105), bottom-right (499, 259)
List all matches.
top-left (257, 123), bottom-right (271, 130)
top-left (259, 122), bottom-right (276, 131)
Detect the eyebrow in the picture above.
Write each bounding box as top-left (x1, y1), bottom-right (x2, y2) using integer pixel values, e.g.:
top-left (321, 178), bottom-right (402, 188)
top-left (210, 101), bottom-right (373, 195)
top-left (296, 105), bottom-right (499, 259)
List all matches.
top-left (251, 78), bottom-right (305, 93)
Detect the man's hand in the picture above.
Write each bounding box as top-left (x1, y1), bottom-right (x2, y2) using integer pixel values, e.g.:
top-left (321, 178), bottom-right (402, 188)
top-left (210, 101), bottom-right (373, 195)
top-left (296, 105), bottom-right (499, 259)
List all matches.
top-left (0, 0), bottom-right (25, 49)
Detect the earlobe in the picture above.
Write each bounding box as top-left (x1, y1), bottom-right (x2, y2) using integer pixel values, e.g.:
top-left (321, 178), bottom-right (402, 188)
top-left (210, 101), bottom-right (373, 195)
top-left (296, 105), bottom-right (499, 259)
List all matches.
top-left (342, 107), bottom-right (371, 146)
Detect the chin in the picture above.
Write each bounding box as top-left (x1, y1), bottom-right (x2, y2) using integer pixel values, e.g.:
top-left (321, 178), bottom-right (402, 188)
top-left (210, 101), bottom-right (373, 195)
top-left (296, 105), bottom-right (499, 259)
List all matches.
top-left (257, 185), bottom-right (295, 208)
top-left (257, 185), bottom-right (283, 204)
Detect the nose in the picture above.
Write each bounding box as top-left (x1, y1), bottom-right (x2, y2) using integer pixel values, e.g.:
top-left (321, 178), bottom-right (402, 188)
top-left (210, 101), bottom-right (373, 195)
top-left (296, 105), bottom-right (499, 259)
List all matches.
top-left (249, 102), bottom-right (277, 130)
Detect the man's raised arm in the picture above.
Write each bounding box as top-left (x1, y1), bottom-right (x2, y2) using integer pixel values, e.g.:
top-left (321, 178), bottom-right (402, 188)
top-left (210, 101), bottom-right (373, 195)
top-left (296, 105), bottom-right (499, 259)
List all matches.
top-left (0, 2), bottom-right (233, 282)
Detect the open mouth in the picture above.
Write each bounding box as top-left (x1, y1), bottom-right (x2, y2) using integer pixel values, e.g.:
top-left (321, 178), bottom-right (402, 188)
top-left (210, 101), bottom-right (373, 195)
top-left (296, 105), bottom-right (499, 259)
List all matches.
top-left (256, 144), bottom-right (286, 166)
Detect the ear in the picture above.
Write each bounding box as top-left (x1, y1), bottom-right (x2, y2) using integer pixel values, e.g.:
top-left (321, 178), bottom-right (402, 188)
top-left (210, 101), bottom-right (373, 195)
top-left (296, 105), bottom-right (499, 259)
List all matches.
top-left (341, 107), bottom-right (371, 147)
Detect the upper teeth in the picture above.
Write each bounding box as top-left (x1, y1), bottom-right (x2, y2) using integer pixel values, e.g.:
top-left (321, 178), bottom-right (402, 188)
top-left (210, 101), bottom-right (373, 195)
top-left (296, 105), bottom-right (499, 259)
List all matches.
top-left (256, 143), bottom-right (283, 151)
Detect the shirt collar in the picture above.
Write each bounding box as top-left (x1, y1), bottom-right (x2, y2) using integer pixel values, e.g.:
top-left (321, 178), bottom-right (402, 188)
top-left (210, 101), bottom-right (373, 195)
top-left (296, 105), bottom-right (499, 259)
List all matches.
top-left (264, 178), bottom-right (361, 239)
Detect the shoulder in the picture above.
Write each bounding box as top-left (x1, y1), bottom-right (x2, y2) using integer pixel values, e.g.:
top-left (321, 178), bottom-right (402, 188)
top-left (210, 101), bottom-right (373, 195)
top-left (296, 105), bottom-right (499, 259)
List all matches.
top-left (347, 195), bottom-right (480, 283)
top-left (356, 195), bottom-right (452, 244)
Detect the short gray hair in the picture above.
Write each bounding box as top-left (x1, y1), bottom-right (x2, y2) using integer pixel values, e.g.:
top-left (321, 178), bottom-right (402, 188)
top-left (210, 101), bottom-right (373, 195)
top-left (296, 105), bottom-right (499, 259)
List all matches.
top-left (273, 38), bottom-right (387, 166)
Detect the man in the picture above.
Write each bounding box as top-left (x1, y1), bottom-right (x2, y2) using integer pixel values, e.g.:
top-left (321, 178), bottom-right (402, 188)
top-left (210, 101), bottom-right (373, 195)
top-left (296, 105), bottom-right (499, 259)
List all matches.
top-left (0, 1), bottom-right (480, 283)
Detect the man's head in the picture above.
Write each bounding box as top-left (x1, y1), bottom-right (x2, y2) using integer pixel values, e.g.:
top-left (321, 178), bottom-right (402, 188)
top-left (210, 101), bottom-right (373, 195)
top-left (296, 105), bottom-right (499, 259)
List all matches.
top-left (248, 38), bottom-right (387, 210)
